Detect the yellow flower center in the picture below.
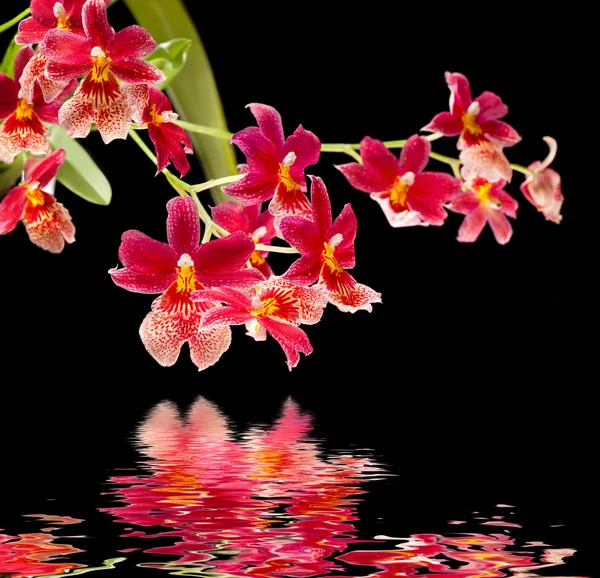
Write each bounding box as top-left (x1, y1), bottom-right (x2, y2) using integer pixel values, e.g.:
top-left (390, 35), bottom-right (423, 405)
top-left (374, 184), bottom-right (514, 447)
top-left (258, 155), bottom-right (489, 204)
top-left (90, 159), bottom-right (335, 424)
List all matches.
top-left (475, 181), bottom-right (493, 203)
top-left (251, 296), bottom-right (279, 317)
top-left (176, 264), bottom-right (197, 293)
top-left (388, 178), bottom-right (411, 211)
top-left (53, 2), bottom-right (71, 30)
top-left (25, 186), bottom-right (45, 207)
top-left (149, 103), bottom-right (164, 124)
top-left (15, 98), bottom-right (34, 121)
top-left (322, 242), bottom-right (344, 274)
top-left (278, 163), bottom-right (298, 191)
top-left (250, 250), bottom-right (266, 268)
top-left (462, 112), bottom-right (482, 136)
top-left (90, 53), bottom-right (111, 83)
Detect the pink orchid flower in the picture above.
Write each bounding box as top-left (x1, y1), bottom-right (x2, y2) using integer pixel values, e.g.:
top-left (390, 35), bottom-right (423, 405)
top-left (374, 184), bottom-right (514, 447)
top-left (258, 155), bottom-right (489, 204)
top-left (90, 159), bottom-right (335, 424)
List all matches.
top-left (336, 135), bottom-right (461, 227)
top-left (0, 148), bottom-right (76, 253)
top-left (211, 201), bottom-right (276, 278)
top-left (520, 136), bottom-right (563, 224)
top-left (124, 84), bottom-right (193, 177)
top-left (449, 169), bottom-right (518, 245)
top-left (279, 176), bottom-right (381, 313)
top-left (16, 0), bottom-right (110, 103)
top-left (191, 276), bottom-right (327, 370)
top-left (222, 103), bottom-right (321, 223)
top-left (109, 196), bottom-right (263, 370)
top-left (39, 0), bottom-right (164, 143)
top-left (423, 72), bottom-right (521, 183)
top-left (0, 47), bottom-right (75, 164)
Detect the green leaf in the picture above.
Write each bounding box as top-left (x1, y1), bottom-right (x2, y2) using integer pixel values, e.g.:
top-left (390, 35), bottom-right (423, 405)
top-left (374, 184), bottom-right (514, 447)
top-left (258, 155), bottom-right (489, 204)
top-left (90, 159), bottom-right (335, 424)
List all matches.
top-left (48, 125), bottom-right (112, 205)
top-left (124, 0), bottom-right (237, 204)
top-left (0, 154), bottom-right (25, 195)
top-left (146, 37), bottom-right (192, 90)
top-left (0, 36), bottom-right (20, 78)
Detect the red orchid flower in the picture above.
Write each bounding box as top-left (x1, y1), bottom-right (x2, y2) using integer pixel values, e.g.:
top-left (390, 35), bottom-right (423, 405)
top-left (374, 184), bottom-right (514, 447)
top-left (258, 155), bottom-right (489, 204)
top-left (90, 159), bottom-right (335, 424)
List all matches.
top-left (336, 135), bottom-right (461, 227)
top-left (191, 276), bottom-right (327, 370)
top-left (0, 47), bottom-right (75, 164)
top-left (449, 169), bottom-right (518, 245)
top-left (0, 149), bottom-right (76, 253)
top-left (124, 84), bottom-right (193, 177)
top-left (39, 0), bottom-right (164, 143)
top-left (520, 136), bottom-right (563, 224)
top-left (423, 72), bottom-right (521, 183)
top-left (16, 0), bottom-right (110, 103)
top-left (222, 103), bottom-right (321, 223)
top-left (109, 196), bottom-right (263, 370)
top-left (211, 201), bottom-right (276, 278)
top-left (279, 176), bottom-right (381, 313)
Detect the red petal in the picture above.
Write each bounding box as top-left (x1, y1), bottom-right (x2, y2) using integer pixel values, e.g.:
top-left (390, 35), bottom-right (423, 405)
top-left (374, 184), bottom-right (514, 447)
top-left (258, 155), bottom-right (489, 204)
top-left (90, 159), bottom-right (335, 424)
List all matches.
top-left (0, 185), bottom-right (27, 235)
top-left (41, 29), bottom-right (92, 72)
top-left (230, 126), bottom-right (279, 174)
top-left (309, 175), bottom-right (332, 239)
top-left (110, 25), bottom-right (156, 59)
top-left (118, 230), bottom-right (177, 274)
top-left (23, 196), bottom-right (75, 253)
top-left (111, 60), bottom-right (165, 85)
top-left (459, 141), bottom-right (512, 183)
top-left (46, 59), bottom-right (91, 82)
top-left (330, 203), bottom-right (357, 250)
top-left (0, 74), bottom-right (19, 118)
top-left (260, 317), bottom-right (312, 370)
top-left (487, 208), bottom-right (513, 245)
top-left (166, 196), bottom-right (200, 255)
top-left (448, 191), bottom-right (479, 214)
top-left (16, 17), bottom-right (52, 46)
top-left (82, 0), bottom-right (113, 49)
top-left (122, 83), bottom-right (149, 125)
top-left (335, 246), bottom-right (355, 269)
top-left (13, 46), bottom-right (34, 82)
top-left (336, 162), bottom-right (389, 194)
top-left (26, 148), bottom-right (65, 187)
top-left (370, 194), bottom-right (425, 228)
top-left (422, 111), bottom-right (463, 136)
top-left (445, 71), bottom-right (472, 115)
top-left (194, 268), bottom-right (263, 289)
top-left (211, 202), bottom-right (250, 234)
top-left (284, 124), bottom-right (321, 181)
top-left (56, 86), bottom-right (93, 139)
top-left (475, 91), bottom-right (509, 122)
top-left (198, 305), bottom-right (250, 329)
top-left (192, 286), bottom-right (252, 310)
top-left (247, 103), bottom-right (284, 152)
top-left (411, 172), bottom-right (461, 203)
top-left (278, 215), bottom-right (321, 255)
top-left (482, 120), bottom-right (522, 147)
top-left (188, 325), bottom-right (232, 371)
top-left (359, 136), bottom-right (400, 184)
top-left (222, 171), bottom-right (279, 205)
top-left (398, 135), bottom-right (431, 175)
top-left (30, 0), bottom-right (57, 24)
top-left (192, 230), bottom-right (255, 275)
top-left (151, 122), bottom-right (192, 178)
top-left (268, 182), bottom-right (312, 220)
top-left (456, 205), bottom-right (487, 242)
top-left (282, 254), bottom-right (322, 286)
top-left (255, 206), bottom-right (276, 243)
top-left (109, 268), bottom-right (175, 294)
top-left (493, 187), bottom-right (518, 219)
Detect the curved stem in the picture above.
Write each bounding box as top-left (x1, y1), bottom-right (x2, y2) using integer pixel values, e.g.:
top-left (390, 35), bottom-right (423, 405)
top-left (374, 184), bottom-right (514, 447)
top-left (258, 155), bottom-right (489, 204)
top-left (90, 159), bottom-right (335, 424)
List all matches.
top-left (190, 173), bottom-right (244, 194)
top-left (510, 163), bottom-right (535, 176)
top-left (254, 243), bottom-right (299, 254)
top-left (174, 119), bottom-right (233, 140)
top-left (0, 7), bottom-right (31, 34)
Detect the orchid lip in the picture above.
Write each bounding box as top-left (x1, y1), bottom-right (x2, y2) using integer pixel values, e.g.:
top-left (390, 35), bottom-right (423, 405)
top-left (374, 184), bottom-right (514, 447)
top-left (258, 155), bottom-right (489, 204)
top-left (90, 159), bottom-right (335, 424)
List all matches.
top-left (467, 101), bottom-right (480, 116)
top-left (282, 151), bottom-right (297, 167)
top-left (53, 2), bottom-right (66, 18)
top-left (177, 253), bottom-right (194, 267)
top-left (400, 171), bottom-right (415, 186)
top-left (328, 233), bottom-right (343, 248)
top-left (91, 46), bottom-right (106, 58)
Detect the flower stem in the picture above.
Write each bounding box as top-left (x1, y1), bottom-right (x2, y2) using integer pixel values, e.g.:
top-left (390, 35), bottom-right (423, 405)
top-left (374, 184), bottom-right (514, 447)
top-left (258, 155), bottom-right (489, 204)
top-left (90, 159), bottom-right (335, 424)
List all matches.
top-left (190, 174), bottom-right (244, 193)
top-left (254, 243), bottom-right (299, 254)
top-left (174, 119), bottom-right (233, 140)
top-left (0, 7), bottom-right (31, 34)
top-left (510, 163), bottom-right (535, 176)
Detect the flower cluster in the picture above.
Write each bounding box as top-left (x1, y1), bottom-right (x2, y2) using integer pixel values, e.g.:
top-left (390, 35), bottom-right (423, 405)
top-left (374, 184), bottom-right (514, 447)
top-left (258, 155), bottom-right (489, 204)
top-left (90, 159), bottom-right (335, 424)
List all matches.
top-left (0, 0), bottom-right (564, 372)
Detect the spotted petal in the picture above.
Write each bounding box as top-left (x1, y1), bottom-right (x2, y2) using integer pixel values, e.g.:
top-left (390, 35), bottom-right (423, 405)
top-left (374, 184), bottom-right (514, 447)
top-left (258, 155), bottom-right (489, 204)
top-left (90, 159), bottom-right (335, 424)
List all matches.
top-left (166, 196), bottom-right (199, 254)
top-left (0, 185), bottom-right (27, 235)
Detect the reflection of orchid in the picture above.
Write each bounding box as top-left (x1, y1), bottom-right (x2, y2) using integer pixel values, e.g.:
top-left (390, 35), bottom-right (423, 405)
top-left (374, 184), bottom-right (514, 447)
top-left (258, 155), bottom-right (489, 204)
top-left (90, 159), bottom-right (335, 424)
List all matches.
top-left (103, 397), bottom-right (381, 577)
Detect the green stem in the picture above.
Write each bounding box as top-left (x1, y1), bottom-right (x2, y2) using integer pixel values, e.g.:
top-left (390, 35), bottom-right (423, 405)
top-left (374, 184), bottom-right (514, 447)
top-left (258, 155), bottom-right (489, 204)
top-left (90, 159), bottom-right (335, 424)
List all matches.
top-left (190, 174), bottom-right (244, 193)
top-left (510, 163), bottom-right (535, 176)
top-left (429, 151), bottom-right (461, 166)
top-left (0, 7), bottom-right (31, 34)
top-left (174, 119), bottom-right (233, 140)
top-left (254, 244), bottom-right (299, 254)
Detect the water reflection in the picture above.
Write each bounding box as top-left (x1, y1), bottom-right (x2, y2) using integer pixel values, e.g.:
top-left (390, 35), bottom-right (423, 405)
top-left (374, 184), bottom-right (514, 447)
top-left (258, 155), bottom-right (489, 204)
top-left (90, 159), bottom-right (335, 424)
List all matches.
top-left (103, 398), bottom-right (383, 575)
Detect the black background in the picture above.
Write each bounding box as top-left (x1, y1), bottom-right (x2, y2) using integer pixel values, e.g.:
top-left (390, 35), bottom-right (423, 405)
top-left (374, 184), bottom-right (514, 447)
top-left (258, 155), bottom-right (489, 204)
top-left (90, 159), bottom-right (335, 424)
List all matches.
top-left (0, 1), bottom-right (591, 574)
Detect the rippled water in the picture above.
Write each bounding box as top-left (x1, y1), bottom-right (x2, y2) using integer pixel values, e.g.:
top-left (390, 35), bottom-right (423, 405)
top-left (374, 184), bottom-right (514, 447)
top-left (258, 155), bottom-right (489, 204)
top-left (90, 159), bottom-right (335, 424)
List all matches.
top-left (0, 398), bottom-right (587, 577)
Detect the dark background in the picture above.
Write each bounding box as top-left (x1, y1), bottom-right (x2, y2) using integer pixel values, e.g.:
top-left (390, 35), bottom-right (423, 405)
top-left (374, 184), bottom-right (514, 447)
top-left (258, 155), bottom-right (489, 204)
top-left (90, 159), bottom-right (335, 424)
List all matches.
top-left (0, 1), bottom-right (591, 573)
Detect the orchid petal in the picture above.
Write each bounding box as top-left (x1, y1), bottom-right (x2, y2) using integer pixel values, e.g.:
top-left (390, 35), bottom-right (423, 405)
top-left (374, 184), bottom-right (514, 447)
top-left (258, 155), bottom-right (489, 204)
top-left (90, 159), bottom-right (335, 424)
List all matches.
top-left (259, 317), bottom-right (312, 370)
top-left (282, 254), bottom-right (322, 286)
top-left (398, 135), bottom-right (431, 175)
top-left (13, 46), bottom-right (34, 83)
top-left (188, 326), bottom-right (232, 371)
top-left (278, 216), bottom-right (321, 255)
top-left (474, 91), bottom-right (509, 122)
top-left (23, 196), bottom-right (75, 253)
top-left (230, 126), bottom-right (279, 174)
top-left (109, 268), bottom-right (175, 294)
top-left (422, 111), bottom-right (463, 136)
top-left (82, 0), bottom-right (113, 49)
top-left (284, 124), bottom-right (321, 177)
top-left (456, 205), bottom-right (487, 243)
top-left (459, 141), bottom-right (512, 183)
top-left (211, 202), bottom-right (251, 233)
top-left (111, 60), bottom-right (165, 85)
top-left (309, 175), bottom-right (332, 238)
top-left (192, 231), bottom-right (255, 276)
top-left (0, 74), bottom-right (18, 118)
top-left (118, 230), bottom-right (177, 274)
top-left (222, 171), bottom-right (279, 205)
top-left (487, 208), bottom-right (513, 244)
top-left (166, 196), bottom-right (200, 254)
top-left (110, 25), bottom-right (157, 59)
top-left (445, 71), bottom-right (472, 115)
top-left (0, 185), bottom-right (27, 235)
top-left (359, 136), bottom-right (401, 184)
top-left (26, 148), bottom-right (65, 187)
top-left (482, 120), bottom-right (522, 147)
top-left (247, 103), bottom-right (285, 152)
top-left (330, 203), bottom-right (357, 250)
